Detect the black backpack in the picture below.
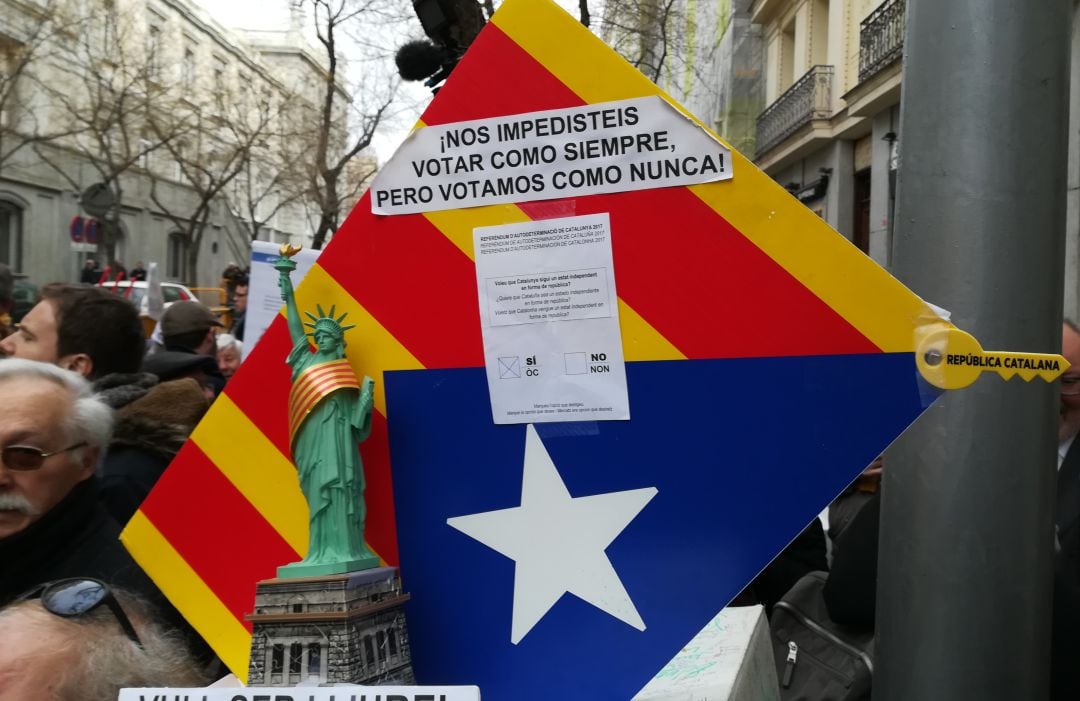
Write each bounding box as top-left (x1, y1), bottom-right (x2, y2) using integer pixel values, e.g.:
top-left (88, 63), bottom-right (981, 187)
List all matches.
top-left (769, 571), bottom-right (874, 701)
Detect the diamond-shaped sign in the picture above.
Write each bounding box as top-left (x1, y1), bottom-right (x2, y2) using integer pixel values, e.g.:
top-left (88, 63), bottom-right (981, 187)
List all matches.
top-left (120, 0), bottom-right (1020, 691)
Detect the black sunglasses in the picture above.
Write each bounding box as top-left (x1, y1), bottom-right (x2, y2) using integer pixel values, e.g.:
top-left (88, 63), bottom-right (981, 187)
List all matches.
top-left (16, 578), bottom-right (142, 647)
top-left (1, 442), bottom-right (87, 471)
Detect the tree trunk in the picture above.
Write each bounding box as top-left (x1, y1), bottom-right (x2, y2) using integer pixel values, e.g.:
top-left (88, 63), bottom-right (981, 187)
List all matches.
top-left (311, 214), bottom-right (335, 250)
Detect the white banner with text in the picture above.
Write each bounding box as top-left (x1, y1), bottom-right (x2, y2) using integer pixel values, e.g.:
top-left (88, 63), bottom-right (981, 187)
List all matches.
top-left (370, 96), bottom-right (732, 215)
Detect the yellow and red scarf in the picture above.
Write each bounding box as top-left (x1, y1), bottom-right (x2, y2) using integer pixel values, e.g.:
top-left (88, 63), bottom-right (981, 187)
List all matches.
top-left (287, 359), bottom-right (360, 446)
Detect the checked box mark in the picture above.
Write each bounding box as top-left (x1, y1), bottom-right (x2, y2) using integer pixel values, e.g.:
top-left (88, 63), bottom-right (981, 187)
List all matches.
top-left (499, 356), bottom-right (521, 379)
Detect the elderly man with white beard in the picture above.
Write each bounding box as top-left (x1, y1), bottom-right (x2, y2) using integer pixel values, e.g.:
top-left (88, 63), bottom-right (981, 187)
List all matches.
top-left (0, 359), bottom-right (160, 605)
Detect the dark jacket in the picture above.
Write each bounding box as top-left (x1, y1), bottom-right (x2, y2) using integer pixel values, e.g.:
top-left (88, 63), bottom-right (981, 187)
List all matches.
top-left (0, 477), bottom-right (219, 671)
top-left (0, 478), bottom-right (158, 605)
top-left (823, 483), bottom-right (1079, 701)
top-left (731, 517), bottom-right (829, 613)
top-left (142, 347), bottom-right (226, 397)
top-left (93, 373), bottom-right (208, 525)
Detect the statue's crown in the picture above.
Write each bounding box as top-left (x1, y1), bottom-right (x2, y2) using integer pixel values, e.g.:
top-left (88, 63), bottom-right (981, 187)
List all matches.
top-left (303, 304), bottom-right (356, 340)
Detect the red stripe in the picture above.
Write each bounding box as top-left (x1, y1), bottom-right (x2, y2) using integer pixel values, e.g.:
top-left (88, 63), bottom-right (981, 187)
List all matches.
top-left (519, 189), bottom-right (881, 357)
top-left (319, 197), bottom-right (484, 369)
top-left (415, 22), bottom-right (878, 358)
top-left (140, 443), bottom-right (298, 629)
top-left (420, 24), bottom-right (585, 126)
top-left (225, 321), bottom-right (293, 458)
top-left (361, 412), bottom-right (397, 565)
top-left (315, 24), bottom-right (592, 371)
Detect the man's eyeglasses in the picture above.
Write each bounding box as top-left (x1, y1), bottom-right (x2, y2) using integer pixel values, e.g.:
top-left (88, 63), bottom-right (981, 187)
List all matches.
top-left (1063, 376), bottom-right (1080, 396)
top-left (1, 442), bottom-right (87, 471)
top-left (16, 578), bottom-right (142, 647)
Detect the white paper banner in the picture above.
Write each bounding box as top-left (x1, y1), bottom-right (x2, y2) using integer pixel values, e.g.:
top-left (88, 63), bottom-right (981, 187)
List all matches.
top-left (119, 686), bottom-right (480, 701)
top-left (474, 212), bottom-right (629, 424)
top-left (371, 96), bottom-right (732, 215)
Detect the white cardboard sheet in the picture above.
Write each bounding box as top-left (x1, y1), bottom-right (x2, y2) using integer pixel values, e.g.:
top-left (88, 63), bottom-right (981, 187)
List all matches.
top-left (244, 240), bottom-right (321, 359)
top-left (372, 96), bottom-right (732, 215)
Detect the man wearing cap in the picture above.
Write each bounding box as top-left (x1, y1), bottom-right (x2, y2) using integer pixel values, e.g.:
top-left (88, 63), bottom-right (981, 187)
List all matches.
top-left (142, 300), bottom-right (225, 398)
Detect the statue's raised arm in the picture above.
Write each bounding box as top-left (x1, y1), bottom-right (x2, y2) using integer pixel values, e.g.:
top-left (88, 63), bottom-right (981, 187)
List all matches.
top-left (274, 244), bottom-right (306, 346)
top-left (271, 243), bottom-right (380, 579)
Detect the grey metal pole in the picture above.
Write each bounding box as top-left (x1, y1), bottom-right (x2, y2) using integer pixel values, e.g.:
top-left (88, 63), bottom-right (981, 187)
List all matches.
top-left (876, 1), bottom-right (1071, 699)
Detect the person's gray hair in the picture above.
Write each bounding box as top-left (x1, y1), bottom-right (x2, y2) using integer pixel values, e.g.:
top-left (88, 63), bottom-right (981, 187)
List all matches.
top-left (0, 359), bottom-right (114, 450)
top-left (215, 332), bottom-right (243, 355)
top-left (0, 592), bottom-right (209, 700)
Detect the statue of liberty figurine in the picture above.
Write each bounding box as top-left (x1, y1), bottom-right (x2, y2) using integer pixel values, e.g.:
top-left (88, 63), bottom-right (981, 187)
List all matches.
top-left (274, 245), bottom-right (380, 578)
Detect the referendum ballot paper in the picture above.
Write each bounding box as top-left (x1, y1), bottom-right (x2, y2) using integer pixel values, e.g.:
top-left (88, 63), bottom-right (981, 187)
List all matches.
top-left (474, 212), bottom-right (629, 423)
top-left (244, 240), bottom-right (321, 359)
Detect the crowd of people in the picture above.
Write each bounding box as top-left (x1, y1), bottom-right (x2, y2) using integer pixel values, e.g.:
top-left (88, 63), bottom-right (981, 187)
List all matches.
top-left (0, 263), bottom-right (251, 698)
top-left (0, 253), bottom-right (1078, 699)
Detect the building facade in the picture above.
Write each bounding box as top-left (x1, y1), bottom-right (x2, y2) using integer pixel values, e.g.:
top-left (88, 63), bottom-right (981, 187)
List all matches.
top-left (0, 0), bottom-right (338, 288)
top-left (751, 0), bottom-right (903, 267)
top-left (600, 0), bottom-right (764, 155)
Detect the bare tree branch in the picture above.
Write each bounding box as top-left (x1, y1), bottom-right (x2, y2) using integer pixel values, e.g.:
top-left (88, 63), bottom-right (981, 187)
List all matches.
top-left (295, 0), bottom-right (403, 249)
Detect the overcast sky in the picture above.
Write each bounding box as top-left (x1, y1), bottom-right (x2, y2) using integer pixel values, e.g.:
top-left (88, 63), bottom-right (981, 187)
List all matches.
top-left (201, 0), bottom-right (588, 163)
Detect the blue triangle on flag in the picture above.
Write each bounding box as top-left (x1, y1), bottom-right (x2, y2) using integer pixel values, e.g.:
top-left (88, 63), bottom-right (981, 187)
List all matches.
top-left (386, 354), bottom-right (937, 698)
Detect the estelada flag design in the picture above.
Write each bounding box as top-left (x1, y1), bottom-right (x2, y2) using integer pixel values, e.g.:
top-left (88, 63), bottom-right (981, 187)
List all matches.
top-left (122, 0), bottom-right (948, 685)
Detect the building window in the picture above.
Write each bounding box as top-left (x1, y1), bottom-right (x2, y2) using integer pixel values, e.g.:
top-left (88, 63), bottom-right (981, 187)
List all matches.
top-left (0, 201), bottom-right (23, 272)
top-left (811, 0), bottom-right (830, 66)
top-left (376, 630), bottom-right (386, 661)
top-left (182, 45), bottom-right (196, 87)
top-left (213, 56), bottom-right (226, 103)
top-left (167, 232), bottom-right (187, 280)
top-left (173, 141), bottom-right (186, 182)
top-left (147, 23), bottom-right (161, 76)
top-left (270, 644), bottom-right (284, 675)
top-left (307, 643), bottom-right (322, 677)
top-left (363, 635), bottom-right (375, 666)
top-left (288, 642), bottom-right (303, 681)
top-left (781, 20), bottom-right (795, 91)
top-left (388, 629), bottom-right (398, 656)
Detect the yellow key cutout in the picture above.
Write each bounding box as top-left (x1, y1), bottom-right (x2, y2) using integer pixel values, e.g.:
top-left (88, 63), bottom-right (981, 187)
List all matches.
top-left (916, 326), bottom-right (1070, 390)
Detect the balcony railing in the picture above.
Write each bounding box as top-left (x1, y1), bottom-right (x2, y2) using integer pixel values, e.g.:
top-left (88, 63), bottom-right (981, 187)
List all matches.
top-left (859, 0), bottom-right (905, 83)
top-left (755, 65), bottom-right (834, 157)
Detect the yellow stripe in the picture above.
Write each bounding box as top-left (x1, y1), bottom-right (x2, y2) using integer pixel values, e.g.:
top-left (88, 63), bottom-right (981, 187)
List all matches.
top-left (492, 0), bottom-right (941, 352)
top-left (289, 366), bottom-right (359, 420)
top-left (286, 264), bottom-right (425, 414)
top-left (617, 299), bottom-right (686, 361)
top-left (121, 511), bottom-right (253, 680)
top-left (414, 176), bottom-right (688, 360)
top-left (190, 395), bottom-right (308, 556)
top-left (424, 204), bottom-right (533, 258)
top-left (690, 178), bottom-right (938, 351)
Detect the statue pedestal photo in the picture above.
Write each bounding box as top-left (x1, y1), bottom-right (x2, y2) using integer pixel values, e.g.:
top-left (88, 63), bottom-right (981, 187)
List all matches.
top-left (246, 567), bottom-right (415, 686)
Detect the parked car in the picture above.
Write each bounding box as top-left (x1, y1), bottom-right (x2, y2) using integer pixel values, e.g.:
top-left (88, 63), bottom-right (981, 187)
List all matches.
top-left (11, 277), bottom-right (38, 323)
top-left (98, 280), bottom-right (196, 315)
